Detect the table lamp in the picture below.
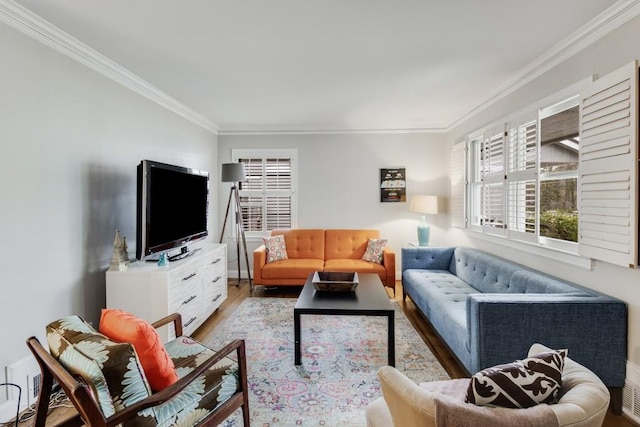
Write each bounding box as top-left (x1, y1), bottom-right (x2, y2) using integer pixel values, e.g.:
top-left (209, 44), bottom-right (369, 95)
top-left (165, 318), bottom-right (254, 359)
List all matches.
top-left (409, 195), bottom-right (438, 246)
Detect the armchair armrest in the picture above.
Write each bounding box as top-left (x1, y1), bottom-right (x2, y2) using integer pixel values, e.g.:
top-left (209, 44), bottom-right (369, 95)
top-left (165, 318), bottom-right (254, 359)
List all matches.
top-left (382, 247), bottom-right (396, 287)
top-left (466, 294), bottom-right (627, 386)
top-left (152, 313), bottom-right (183, 337)
top-left (253, 245), bottom-right (266, 285)
top-left (108, 339), bottom-right (248, 425)
top-left (377, 366), bottom-right (437, 427)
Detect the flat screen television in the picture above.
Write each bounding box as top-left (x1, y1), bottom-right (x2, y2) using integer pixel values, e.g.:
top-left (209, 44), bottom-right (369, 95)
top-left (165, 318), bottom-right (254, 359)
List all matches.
top-left (136, 160), bottom-right (209, 261)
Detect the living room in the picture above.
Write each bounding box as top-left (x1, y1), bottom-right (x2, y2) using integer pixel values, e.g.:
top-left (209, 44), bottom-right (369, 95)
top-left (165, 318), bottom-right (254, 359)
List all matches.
top-left (2, 0), bottom-right (640, 425)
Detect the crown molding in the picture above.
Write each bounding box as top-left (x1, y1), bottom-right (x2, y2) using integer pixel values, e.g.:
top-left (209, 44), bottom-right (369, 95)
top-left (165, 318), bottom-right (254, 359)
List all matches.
top-left (0, 0), bottom-right (219, 134)
top-left (218, 126), bottom-right (447, 136)
top-left (447, 0), bottom-right (640, 132)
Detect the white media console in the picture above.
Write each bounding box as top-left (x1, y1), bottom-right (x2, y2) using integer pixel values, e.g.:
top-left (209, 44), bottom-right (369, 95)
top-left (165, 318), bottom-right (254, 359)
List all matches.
top-left (106, 243), bottom-right (227, 342)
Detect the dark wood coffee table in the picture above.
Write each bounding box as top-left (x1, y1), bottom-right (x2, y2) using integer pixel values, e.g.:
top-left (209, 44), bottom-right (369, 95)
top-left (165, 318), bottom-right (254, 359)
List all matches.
top-left (294, 272), bottom-right (395, 366)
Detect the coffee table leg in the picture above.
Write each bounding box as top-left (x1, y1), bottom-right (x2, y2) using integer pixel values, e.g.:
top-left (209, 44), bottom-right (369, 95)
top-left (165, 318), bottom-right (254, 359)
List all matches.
top-left (294, 310), bottom-right (301, 365)
top-left (388, 312), bottom-right (395, 367)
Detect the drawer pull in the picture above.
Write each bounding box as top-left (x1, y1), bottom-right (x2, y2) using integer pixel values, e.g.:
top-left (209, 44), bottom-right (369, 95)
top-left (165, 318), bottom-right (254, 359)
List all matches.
top-left (184, 317), bottom-right (197, 328)
top-left (211, 258), bottom-right (222, 264)
top-left (182, 272), bottom-right (197, 281)
top-left (183, 295), bottom-right (196, 305)
top-left (212, 276), bottom-right (222, 283)
top-left (212, 294), bottom-right (222, 302)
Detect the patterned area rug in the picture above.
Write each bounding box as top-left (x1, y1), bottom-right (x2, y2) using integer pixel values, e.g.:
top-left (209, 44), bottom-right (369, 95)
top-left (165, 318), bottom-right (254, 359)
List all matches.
top-left (209, 297), bottom-right (449, 426)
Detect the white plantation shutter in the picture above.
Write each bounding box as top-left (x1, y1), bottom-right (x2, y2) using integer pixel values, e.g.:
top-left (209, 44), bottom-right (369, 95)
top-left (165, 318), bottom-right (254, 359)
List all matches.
top-left (481, 182), bottom-right (506, 234)
top-left (483, 131), bottom-right (505, 176)
top-left (578, 60), bottom-right (638, 267)
top-left (451, 142), bottom-right (467, 228)
top-left (233, 150), bottom-right (296, 235)
top-left (481, 127), bottom-right (507, 235)
top-left (507, 116), bottom-right (538, 242)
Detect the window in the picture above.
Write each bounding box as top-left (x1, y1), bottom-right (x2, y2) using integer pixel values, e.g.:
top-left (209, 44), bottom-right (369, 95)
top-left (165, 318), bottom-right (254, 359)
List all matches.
top-left (462, 97), bottom-right (579, 248)
top-left (539, 100), bottom-right (579, 244)
top-left (232, 149), bottom-right (297, 236)
top-left (453, 62), bottom-right (638, 268)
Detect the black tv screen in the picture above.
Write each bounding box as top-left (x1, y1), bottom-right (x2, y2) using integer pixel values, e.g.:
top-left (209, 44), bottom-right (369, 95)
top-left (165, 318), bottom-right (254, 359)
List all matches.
top-left (136, 160), bottom-right (209, 260)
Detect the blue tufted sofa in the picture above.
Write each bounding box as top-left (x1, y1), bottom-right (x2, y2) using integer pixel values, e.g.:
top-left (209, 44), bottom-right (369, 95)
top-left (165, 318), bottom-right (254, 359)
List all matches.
top-left (401, 246), bottom-right (627, 400)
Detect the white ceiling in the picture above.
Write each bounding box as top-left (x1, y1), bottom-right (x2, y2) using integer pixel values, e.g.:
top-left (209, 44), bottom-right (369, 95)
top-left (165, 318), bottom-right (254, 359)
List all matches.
top-left (12, 0), bottom-right (623, 132)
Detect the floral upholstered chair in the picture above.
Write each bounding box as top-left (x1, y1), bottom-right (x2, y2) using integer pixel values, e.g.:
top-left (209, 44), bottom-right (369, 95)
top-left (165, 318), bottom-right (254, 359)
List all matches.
top-left (27, 313), bottom-right (249, 427)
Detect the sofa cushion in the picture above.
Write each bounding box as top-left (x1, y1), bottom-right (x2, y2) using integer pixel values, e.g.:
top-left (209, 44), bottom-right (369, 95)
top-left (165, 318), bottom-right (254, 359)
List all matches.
top-left (508, 270), bottom-right (585, 294)
top-left (324, 229), bottom-right (380, 260)
top-left (362, 238), bottom-right (387, 264)
top-left (451, 247), bottom-right (521, 293)
top-left (261, 258), bottom-right (325, 279)
top-left (402, 269), bottom-right (475, 369)
top-left (271, 229), bottom-right (325, 260)
top-left (99, 309), bottom-right (178, 392)
top-left (466, 349), bottom-right (567, 408)
top-left (324, 258), bottom-right (387, 278)
top-left (263, 235), bottom-right (288, 263)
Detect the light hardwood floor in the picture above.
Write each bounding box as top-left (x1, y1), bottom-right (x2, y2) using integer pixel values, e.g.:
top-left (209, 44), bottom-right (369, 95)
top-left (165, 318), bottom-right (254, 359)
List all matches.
top-left (193, 279), bottom-right (637, 427)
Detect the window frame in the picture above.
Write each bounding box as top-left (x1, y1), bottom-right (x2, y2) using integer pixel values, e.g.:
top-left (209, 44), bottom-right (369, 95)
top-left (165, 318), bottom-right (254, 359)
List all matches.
top-left (231, 148), bottom-right (298, 239)
top-left (456, 79), bottom-right (592, 267)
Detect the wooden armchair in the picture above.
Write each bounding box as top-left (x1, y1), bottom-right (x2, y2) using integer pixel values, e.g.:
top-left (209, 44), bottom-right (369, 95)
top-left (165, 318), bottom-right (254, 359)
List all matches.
top-left (27, 313), bottom-right (250, 427)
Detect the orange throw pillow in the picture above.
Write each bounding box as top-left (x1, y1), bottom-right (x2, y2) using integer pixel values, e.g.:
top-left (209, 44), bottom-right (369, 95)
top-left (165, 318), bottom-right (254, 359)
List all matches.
top-left (99, 309), bottom-right (178, 391)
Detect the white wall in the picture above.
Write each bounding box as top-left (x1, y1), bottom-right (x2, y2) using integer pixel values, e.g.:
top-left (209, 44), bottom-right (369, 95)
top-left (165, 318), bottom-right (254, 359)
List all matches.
top-left (448, 15), bottom-right (640, 368)
top-left (218, 132), bottom-right (450, 274)
top-left (0, 21), bottom-right (218, 386)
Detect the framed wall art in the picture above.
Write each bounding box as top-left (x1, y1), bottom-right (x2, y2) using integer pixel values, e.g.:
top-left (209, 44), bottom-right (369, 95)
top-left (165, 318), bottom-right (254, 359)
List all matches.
top-left (380, 167), bottom-right (406, 202)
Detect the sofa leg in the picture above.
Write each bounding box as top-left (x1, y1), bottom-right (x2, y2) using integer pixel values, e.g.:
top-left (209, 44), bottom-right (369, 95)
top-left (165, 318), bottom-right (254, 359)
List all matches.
top-left (609, 386), bottom-right (622, 415)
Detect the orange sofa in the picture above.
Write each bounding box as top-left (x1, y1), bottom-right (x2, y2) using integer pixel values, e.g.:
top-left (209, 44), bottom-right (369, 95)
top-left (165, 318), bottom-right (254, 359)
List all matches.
top-left (253, 229), bottom-right (396, 292)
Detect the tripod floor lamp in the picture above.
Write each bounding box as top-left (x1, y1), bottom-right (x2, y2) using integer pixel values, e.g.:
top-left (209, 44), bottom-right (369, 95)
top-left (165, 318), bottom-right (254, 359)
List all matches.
top-left (219, 163), bottom-right (252, 288)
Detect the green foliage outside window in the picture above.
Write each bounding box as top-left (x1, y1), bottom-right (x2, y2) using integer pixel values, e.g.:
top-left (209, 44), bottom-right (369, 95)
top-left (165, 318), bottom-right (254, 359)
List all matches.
top-left (539, 210), bottom-right (578, 242)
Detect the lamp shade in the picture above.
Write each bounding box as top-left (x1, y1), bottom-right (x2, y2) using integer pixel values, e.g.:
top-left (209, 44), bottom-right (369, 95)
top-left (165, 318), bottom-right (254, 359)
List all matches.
top-left (409, 195), bottom-right (438, 215)
top-left (221, 163), bottom-right (246, 183)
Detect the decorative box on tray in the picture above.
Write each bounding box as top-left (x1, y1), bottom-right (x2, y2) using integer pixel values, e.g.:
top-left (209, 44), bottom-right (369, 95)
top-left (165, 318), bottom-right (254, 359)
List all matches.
top-left (312, 271), bottom-right (359, 292)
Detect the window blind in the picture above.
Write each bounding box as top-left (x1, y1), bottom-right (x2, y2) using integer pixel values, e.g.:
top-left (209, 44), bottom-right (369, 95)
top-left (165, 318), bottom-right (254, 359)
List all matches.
top-left (234, 150), bottom-right (296, 234)
top-left (481, 128), bottom-right (507, 235)
top-left (507, 117), bottom-right (538, 241)
top-left (450, 142), bottom-right (467, 228)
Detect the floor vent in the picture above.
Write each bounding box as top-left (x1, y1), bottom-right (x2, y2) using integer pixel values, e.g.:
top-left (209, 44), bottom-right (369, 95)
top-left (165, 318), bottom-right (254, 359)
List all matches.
top-left (27, 371), bottom-right (41, 405)
top-left (623, 381), bottom-right (640, 423)
top-left (5, 355), bottom-right (41, 411)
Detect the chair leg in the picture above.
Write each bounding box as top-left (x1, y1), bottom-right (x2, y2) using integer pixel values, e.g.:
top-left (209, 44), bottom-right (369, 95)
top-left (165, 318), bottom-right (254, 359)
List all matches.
top-left (32, 362), bottom-right (55, 427)
top-left (241, 400), bottom-right (250, 427)
top-left (237, 340), bottom-right (250, 427)
top-left (609, 386), bottom-right (622, 415)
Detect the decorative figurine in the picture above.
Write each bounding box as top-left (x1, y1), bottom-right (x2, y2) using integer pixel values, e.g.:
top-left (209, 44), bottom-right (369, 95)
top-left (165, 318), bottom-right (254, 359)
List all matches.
top-left (121, 236), bottom-right (130, 266)
top-left (109, 229), bottom-right (129, 271)
top-left (157, 253), bottom-right (168, 267)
